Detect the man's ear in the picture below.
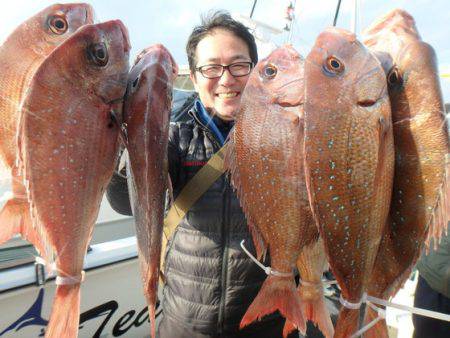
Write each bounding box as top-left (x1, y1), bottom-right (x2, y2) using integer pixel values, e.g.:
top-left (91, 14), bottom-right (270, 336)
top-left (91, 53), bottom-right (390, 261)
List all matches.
top-left (190, 72), bottom-right (199, 92)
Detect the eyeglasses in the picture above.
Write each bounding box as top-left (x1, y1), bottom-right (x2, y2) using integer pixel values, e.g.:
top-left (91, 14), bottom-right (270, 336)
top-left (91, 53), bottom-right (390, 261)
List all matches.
top-left (195, 61), bottom-right (254, 79)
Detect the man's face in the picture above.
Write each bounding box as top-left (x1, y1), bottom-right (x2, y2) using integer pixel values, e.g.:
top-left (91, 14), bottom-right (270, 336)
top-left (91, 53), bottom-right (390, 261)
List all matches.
top-left (190, 29), bottom-right (252, 121)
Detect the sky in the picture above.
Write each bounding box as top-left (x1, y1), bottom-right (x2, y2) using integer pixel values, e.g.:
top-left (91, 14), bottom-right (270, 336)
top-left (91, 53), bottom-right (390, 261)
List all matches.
top-left (1, 0), bottom-right (449, 102)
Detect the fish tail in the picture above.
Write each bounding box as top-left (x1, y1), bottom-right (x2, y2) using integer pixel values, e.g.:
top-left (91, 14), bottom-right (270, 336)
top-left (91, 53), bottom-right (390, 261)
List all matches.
top-left (362, 306), bottom-right (389, 338)
top-left (45, 284), bottom-right (81, 338)
top-left (284, 285), bottom-right (334, 338)
top-left (148, 304), bottom-right (156, 338)
top-left (0, 197), bottom-right (45, 255)
top-left (302, 296), bottom-right (334, 338)
top-left (144, 267), bottom-right (159, 338)
top-left (334, 307), bottom-right (360, 338)
top-left (240, 276), bottom-right (306, 335)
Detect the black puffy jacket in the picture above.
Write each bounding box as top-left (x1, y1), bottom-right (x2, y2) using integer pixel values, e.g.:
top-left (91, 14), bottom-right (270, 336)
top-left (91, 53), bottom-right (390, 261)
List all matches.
top-left (106, 103), bottom-right (287, 338)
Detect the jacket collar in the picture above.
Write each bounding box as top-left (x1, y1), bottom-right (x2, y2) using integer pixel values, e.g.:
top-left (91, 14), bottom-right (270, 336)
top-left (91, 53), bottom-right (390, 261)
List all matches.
top-left (189, 99), bottom-right (226, 146)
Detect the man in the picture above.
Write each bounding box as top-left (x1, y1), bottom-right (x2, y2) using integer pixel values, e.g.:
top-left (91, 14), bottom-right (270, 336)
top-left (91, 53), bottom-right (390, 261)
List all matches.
top-left (107, 11), bottom-right (292, 338)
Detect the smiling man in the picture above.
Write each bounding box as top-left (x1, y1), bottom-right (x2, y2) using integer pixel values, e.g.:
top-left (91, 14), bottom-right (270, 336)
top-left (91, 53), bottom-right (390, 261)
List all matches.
top-left (154, 12), bottom-right (292, 338)
top-left (106, 10), bottom-right (295, 338)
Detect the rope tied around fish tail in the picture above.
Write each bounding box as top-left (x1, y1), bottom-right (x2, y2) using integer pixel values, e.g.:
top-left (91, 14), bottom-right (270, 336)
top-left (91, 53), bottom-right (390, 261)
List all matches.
top-left (339, 293), bottom-right (367, 309)
top-left (34, 256), bottom-right (85, 286)
top-left (55, 271), bottom-right (85, 285)
top-left (240, 240), bottom-right (293, 277)
top-left (349, 301), bottom-right (386, 338)
top-left (299, 279), bottom-right (324, 287)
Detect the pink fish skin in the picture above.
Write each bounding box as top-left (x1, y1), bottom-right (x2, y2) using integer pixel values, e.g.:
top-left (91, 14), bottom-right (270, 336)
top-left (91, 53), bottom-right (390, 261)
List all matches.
top-left (19, 20), bottom-right (130, 338)
top-left (225, 45), bottom-right (310, 336)
top-left (0, 3), bottom-right (95, 259)
top-left (124, 44), bottom-right (177, 338)
top-left (304, 27), bottom-right (394, 338)
top-left (361, 9), bottom-right (450, 338)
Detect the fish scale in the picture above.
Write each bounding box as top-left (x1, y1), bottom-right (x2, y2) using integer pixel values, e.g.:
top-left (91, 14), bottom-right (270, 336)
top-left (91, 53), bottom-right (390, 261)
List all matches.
top-left (124, 44), bottom-right (177, 338)
top-left (225, 45), bottom-right (315, 337)
top-left (304, 27), bottom-right (394, 338)
top-left (0, 3), bottom-right (94, 260)
top-left (361, 9), bottom-right (450, 338)
top-left (18, 20), bottom-right (129, 338)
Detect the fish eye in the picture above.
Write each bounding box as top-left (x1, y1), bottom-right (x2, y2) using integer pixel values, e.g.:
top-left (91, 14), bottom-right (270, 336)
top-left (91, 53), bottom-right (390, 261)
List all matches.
top-left (88, 43), bottom-right (109, 67)
top-left (323, 56), bottom-right (344, 76)
top-left (48, 15), bottom-right (68, 35)
top-left (387, 67), bottom-right (403, 86)
top-left (261, 64), bottom-right (277, 79)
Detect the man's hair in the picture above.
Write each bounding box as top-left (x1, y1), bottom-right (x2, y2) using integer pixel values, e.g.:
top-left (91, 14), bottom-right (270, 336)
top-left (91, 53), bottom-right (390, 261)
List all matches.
top-left (186, 11), bottom-right (258, 75)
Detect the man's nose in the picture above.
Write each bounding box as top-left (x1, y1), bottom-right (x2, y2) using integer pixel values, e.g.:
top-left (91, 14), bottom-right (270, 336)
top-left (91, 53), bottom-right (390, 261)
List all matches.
top-left (218, 68), bottom-right (236, 86)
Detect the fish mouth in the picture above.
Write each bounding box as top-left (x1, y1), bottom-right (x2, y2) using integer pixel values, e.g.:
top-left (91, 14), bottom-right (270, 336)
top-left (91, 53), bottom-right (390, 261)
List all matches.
top-left (276, 78), bottom-right (304, 107)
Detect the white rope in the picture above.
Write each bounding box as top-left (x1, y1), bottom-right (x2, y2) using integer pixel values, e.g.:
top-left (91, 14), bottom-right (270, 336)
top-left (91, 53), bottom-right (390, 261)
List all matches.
top-left (240, 240), bottom-right (293, 277)
top-left (299, 278), bottom-right (323, 287)
top-left (350, 302), bottom-right (386, 338)
top-left (34, 256), bottom-right (85, 286)
top-left (321, 277), bottom-right (450, 323)
top-left (366, 294), bottom-right (450, 322)
top-left (340, 293), bottom-right (366, 309)
top-left (55, 271), bottom-right (85, 286)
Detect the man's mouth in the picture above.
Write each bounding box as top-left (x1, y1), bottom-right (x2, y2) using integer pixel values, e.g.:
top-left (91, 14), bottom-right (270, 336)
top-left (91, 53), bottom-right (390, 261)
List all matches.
top-left (217, 92), bottom-right (239, 98)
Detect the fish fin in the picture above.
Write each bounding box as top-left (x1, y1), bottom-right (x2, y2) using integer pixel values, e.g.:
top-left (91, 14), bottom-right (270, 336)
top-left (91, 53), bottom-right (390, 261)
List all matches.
top-left (334, 306), bottom-right (360, 338)
top-left (45, 284), bottom-right (81, 338)
top-left (362, 306), bottom-right (389, 338)
top-left (282, 319), bottom-right (297, 338)
top-left (0, 198), bottom-right (23, 244)
top-left (425, 153), bottom-right (450, 253)
top-left (248, 222), bottom-right (267, 260)
top-left (300, 293), bottom-right (334, 338)
top-left (240, 276), bottom-right (306, 335)
top-left (0, 196), bottom-right (49, 258)
top-left (223, 130), bottom-right (267, 260)
top-left (283, 295), bottom-right (335, 338)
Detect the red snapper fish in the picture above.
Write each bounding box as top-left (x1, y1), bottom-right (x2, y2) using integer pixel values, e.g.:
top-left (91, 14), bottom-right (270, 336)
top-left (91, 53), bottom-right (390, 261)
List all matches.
top-left (0, 3), bottom-right (94, 258)
top-left (18, 20), bottom-right (130, 338)
top-left (123, 44), bottom-right (178, 338)
top-left (225, 45), bottom-right (311, 336)
top-left (361, 9), bottom-right (450, 338)
top-left (303, 27), bottom-right (394, 338)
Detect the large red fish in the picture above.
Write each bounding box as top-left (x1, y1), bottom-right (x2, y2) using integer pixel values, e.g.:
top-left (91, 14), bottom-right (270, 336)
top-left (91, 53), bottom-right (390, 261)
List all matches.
top-left (0, 3), bottom-right (94, 258)
top-left (303, 27), bottom-right (394, 338)
top-left (123, 44), bottom-right (178, 338)
top-left (224, 45), bottom-right (311, 335)
top-left (362, 9), bottom-right (450, 338)
top-left (18, 20), bottom-right (130, 338)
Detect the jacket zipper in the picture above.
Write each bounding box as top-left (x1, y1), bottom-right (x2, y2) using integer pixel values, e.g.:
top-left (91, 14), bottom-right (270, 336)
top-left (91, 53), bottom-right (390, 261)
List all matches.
top-left (191, 109), bottom-right (229, 334)
top-left (190, 111), bottom-right (223, 149)
top-left (217, 180), bottom-right (230, 335)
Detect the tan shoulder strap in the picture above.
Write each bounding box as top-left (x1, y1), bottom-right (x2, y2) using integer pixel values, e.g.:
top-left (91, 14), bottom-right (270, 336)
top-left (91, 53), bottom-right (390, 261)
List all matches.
top-left (159, 144), bottom-right (228, 284)
top-left (163, 143), bottom-right (228, 240)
